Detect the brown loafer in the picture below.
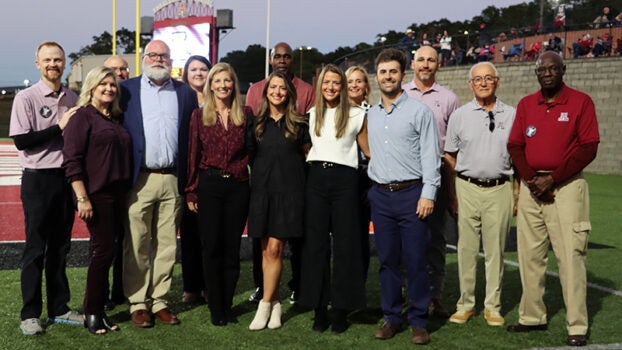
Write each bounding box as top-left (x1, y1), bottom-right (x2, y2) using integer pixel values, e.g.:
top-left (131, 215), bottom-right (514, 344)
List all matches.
top-left (507, 323), bottom-right (547, 332)
top-left (411, 327), bottom-right (430, 345)
top-left (567, 334), bottom-right (587, 347)
top-left (374, 322), bottom-right (401, 340)
top-left (131, 310), bottom-right (153, 328)
top-left (154, 308), bottom-right (180, 325)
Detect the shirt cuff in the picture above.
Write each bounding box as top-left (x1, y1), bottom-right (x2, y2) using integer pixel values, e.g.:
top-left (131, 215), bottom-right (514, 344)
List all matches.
top-left (421, 184), bottom-right (438, 201)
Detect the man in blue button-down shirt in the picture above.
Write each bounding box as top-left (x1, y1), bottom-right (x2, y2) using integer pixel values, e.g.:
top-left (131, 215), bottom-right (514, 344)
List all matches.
top-left (367, 48), bottom-right (440, 345)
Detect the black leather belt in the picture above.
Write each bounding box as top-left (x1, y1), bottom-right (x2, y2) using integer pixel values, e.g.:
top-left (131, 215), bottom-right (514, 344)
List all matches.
top-left (141, 167), bottom-right (175, 174)
top-left (23, 168), bottom-right (64, 174)
top-left (373, 179), bottom-right (421, 192)
top-left (202, 167), bottom-right (232, 178)
top-left (310, 161), bottom-right (346, 169)
top-left (457, 173), bottom-right (509, 187)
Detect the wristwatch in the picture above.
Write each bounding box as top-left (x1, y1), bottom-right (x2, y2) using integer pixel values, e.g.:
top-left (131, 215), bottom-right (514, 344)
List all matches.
top-left (76, 195), bottom-right (88, 203)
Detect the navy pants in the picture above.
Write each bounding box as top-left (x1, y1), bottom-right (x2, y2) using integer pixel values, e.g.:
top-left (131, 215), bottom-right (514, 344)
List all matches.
top-left (368, 183), bottom-right (430, 328)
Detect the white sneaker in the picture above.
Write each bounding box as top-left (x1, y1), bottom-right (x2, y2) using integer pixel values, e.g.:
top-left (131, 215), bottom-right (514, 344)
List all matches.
top-left (48, 310), bottom-right (84, 325)
top-left (20, 318), bottom-right (45, 335)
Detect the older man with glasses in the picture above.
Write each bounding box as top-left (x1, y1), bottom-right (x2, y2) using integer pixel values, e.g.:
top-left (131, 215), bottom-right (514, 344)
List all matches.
top-left (120, 40), bottom-right (198, 328)
top-left (444, 61), bottom-right (517, 327)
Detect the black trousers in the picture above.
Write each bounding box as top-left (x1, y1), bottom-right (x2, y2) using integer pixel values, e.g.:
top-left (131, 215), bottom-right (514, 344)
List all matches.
top-left (197, 172), bottom-right (249, 315)
top-left (107, 219), bottom-right (125, 303)
top-left (357, 166), bottom-right (372, 281)
top-left (299, 164), bottom-right (365, 310)
top-left (83, 185), bottom-right (126, 314)
top-left (180, 206), bottom-right (205, 293)
top-left (20, 170), bottom-right (73, 320)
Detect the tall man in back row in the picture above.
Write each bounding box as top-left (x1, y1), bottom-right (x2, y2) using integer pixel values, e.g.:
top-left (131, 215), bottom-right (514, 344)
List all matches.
top-left (9, 41), bottom-right (83, 335)
top-left (402, 45), bottom-right (460, 318)
top-left (507, 51), bottom-right (599, 347)
top-left (245, 41), bottom-right (315, 304)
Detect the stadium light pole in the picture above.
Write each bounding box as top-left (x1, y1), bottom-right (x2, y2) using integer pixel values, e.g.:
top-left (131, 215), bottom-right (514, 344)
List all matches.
top-left (265, 0), bottom-right (271, 78)
top-left (299, 46), bottom-right (312, 81)
top-left (112, 0), bottom-right (117, 55)
top-left (135, 0), bottom-right (141, 77)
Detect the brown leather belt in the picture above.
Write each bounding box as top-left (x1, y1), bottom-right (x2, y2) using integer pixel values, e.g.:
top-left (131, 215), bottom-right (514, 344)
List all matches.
top-left (373, 179), bottom-right (421, 192)
top-left (141, 167), bottom-right (175, 175)
top-left (457, 172), bottom-right (508, 187)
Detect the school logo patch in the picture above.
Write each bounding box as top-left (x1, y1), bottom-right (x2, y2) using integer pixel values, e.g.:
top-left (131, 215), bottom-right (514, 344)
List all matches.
top-left (557, 112), bottom-right (570, 122)
top-left (526, 125), bottom-right (537, 138)
top-left (39, 106), bottom-right (52, 118)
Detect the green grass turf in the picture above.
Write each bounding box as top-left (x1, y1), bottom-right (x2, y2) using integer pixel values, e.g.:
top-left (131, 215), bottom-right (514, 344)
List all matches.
top-left (0, 173), bottom-right (621, 349)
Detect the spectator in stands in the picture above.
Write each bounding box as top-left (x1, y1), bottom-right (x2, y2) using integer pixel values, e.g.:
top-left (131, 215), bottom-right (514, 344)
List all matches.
top-left (62, 66), bottom-right (131, 335)
top-left (10, 41), bottom-right (83, 336)
top-left (504, 43), bottom-right (524, 62)
top-left (593, 6), bottom-right (614, 28)
top-left (179, 55), bottom-right (212, 305)
top-left (420, 32), bottom-right (432, 47)
top-left (571, 34), bottom-right (593, 58)
top-left (440, 30), bottom-right (453, 66)
top-left (616, 11), bottom-right (622, 26)
top-left (592, 33), bottom-right (612, 57)
top-left (554, 4), bottom-right (566, 31)
top-left (546, 34), bottom-right (563, 54)
top-left (399, 29), bottom-right (418, 70)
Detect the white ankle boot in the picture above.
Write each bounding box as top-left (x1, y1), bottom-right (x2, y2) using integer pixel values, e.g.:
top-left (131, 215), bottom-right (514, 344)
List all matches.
top-left (268, 301), bottom-right (282, 329)
top-left (249, 300), bottom-right (272, 331)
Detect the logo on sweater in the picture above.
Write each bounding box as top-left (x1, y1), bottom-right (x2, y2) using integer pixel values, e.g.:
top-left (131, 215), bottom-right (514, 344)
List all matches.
top-left (39, 106), bottom-right (52, 118)
top-left (526, 125), bottom-right (536, 138)
top-left (557, 112), bottom-right (569, 122)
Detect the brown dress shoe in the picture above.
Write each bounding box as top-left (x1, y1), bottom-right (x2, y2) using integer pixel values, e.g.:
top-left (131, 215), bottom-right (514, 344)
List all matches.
top-left (507, 323), bottom-right (547, 332)
top-left (131, 310), bottom-right (153, 328)
top-left (154, 308), bottom-right (180, 325)
top-left (567, 334), bottom-right (587, 347)
top-left (411, 327), bottom-right (430, 345)
top-left (430, 298), bottom-right (450, 318)
top-left (374, 322), bottom-right (401, 340)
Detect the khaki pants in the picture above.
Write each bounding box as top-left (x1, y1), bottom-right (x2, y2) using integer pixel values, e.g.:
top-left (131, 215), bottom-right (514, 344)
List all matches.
top-left (516, 173), bottom-right (590, 335)
top-left (123, 172), bottom-right (182, 313)
top-left (455, 178), bottom-right (512, 312)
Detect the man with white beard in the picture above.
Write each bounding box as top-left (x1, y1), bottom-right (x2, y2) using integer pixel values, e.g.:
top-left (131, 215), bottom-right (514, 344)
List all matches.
top-left (120, 40), bottom-right (198, 328)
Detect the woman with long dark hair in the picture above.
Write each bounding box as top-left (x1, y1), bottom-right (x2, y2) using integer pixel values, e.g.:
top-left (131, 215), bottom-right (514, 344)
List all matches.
top-left (247, 71), bottom-right (310, 330)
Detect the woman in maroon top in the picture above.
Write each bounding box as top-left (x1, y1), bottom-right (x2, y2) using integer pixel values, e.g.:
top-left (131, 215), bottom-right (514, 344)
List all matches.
top-left (185, 62), bottom-right (251, 326)
top-left (62, 66), bottom-right (132, 335)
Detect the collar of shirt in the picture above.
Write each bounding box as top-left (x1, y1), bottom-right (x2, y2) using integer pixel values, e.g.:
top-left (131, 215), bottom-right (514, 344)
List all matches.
top-left (537, 83), bottom-right (569, 106)
top-left (403, 80), bottom-right (441, 95)
top-left (372, 90), bottom-right (409, 115)
top-left (468, 98), bottom-right (509, 115)
top-left (141, 74), bottom-right (173, 90)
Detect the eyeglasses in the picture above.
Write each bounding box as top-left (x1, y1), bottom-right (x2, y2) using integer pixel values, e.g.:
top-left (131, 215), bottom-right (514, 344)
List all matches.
top-left (144, 52), bottom-right (171, 61)
top-left (488, 111), bottom-right (495, 132)
top-left (535, 65), bottom-right (563, 75)
top-left (470, 75), bottom-right (498, 85)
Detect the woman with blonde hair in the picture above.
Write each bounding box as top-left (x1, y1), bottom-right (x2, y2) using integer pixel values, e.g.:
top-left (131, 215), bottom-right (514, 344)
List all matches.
top-left (185, 62), bottom-right (251, 326)
top-left (62, 66), bottom-right (132, 334)
top-left (299, 64), bottom-right (369, 333)
top-left (345, 65), bottom-right (373, 281)
top-left (247, 71), bottom-right (310, 330)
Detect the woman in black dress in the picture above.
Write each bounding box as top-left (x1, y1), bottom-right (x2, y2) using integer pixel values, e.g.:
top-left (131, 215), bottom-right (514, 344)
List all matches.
top-left (247, 71), bottom-right (309, 331)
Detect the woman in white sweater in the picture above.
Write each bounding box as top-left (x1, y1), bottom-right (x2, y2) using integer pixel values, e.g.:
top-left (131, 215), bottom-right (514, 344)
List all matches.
top-left (299, 64), bottom-right (369, 334)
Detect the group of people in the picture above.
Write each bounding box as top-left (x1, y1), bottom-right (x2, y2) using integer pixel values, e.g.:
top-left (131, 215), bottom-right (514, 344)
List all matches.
top-left (10, 38), bottom-right (598, 348)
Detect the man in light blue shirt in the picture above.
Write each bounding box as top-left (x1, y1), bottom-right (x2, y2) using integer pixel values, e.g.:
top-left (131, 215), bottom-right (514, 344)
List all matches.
top-left (367, 48), bottom-right (440, 345)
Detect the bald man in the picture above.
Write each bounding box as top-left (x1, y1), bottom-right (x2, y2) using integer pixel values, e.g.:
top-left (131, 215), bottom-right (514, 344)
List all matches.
top-left (120, 40), bottom-right (198, 328)
top-left (104, 55), bottom-right (130, 81)
top-left (402, 45), bottom-right (460, 319)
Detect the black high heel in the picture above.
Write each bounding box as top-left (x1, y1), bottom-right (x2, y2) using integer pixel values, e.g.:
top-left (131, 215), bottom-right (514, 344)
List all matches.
top-left (102, 314), bottom-right (120, 332)
top-left (84, 314), bottom-right (107, 335)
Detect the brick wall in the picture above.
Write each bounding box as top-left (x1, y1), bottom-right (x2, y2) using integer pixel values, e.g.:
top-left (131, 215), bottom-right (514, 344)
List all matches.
top-left (369, 56), bottom-right (622, 174)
